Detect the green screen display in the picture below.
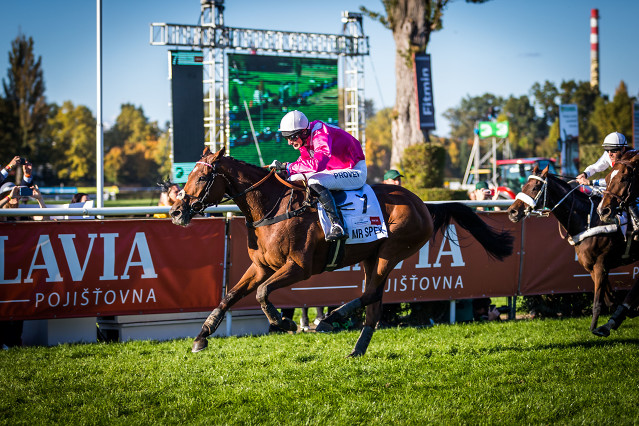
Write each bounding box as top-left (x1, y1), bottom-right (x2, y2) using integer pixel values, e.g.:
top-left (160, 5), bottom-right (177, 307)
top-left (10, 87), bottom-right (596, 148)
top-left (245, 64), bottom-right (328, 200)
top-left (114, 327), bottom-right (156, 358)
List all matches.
top-left (228, 53), bottom-right (339, 165)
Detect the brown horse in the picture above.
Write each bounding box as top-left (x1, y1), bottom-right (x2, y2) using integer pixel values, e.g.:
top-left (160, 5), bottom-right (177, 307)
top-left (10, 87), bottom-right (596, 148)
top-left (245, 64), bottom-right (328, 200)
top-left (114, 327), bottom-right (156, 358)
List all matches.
top-left (594, 151), bottom-right (639, 336)
top-left (170, 147), bottom-right (513, 356)
top-left (507, 165), bottom-right (639, 337)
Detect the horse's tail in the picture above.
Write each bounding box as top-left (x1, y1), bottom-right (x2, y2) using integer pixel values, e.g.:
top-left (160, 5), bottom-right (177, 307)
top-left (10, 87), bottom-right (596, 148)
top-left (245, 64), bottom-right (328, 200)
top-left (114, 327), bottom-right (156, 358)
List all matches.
top-left (426, 202), bottom-right (514, 261)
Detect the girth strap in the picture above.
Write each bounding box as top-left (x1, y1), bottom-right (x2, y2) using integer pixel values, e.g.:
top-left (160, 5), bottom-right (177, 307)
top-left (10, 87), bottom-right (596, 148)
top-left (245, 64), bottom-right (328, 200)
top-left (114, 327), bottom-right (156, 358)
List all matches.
top-left (247, 203), bottom-right (311, 228)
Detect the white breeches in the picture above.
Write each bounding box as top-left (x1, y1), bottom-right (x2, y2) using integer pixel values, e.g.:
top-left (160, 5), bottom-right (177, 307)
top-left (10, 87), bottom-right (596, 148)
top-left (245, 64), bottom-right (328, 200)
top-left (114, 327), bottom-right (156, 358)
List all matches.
top-left (289, 160), bottom-right (367, 190)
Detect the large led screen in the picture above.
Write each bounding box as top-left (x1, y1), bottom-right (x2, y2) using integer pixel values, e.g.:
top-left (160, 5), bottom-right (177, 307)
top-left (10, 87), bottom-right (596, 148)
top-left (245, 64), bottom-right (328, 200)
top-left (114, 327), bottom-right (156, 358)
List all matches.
top-left (228, 53), bottom-right (339, 165)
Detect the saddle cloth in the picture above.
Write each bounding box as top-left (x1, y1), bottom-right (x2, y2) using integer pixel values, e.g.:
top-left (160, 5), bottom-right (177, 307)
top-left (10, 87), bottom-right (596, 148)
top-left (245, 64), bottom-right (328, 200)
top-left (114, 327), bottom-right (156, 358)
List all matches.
top-left (317, 184), bottom-right (388, 244)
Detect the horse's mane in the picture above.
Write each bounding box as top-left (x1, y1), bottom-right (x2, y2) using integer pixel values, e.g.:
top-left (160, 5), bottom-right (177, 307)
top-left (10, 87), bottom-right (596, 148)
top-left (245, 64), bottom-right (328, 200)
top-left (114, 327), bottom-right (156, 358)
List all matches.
top-left (619, 149), bottom-right (639, 163)
top-left (204, 152), bottom-right (270, 176)
top-left (547, 173), bottom-right (601, 205)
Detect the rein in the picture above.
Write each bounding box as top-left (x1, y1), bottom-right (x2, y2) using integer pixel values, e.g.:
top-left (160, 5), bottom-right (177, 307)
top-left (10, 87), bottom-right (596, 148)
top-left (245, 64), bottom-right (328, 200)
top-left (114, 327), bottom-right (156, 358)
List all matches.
top-left (248, 172), bottom-right (312, 228)
top-left (515, 174), bottom-right (615, 243)
top-left (185, 159), bottom-right (312, 227)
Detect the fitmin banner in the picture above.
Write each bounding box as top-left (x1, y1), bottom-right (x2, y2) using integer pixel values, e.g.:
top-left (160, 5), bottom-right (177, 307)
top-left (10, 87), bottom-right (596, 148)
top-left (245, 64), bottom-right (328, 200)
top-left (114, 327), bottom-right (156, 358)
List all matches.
top-left (0, 218), bottom-right (225, 320)
top-left (230, 213), bottom-right (521, 309)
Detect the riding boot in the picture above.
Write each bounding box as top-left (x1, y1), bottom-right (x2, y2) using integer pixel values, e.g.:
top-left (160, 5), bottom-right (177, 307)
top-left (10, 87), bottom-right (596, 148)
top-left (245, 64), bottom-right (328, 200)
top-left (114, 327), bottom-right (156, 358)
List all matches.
top-left (311, 184), bottom-right (346, 241)
top-left (628, 202), bottom-right (639, 240)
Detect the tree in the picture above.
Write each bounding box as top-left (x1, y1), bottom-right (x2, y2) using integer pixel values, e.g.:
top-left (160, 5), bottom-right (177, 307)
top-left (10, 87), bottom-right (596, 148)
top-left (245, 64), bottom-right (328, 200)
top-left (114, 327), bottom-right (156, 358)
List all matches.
top-left (0, 96), bottom-right (17, 162)
top-left (364, 107), bottom-right (393, 182)
top-left (501, 94), bottom-right (547, 157)
top-left (558, 80), bottom-right (600, 146)
top-left (361, 0), bottom-right (490, 169)
top-left (104, 103), bottom-right (166, 185)
top-left (47, 101), bottom-right (96, 182)
top-left (442, 93), bottom-right (503, 176)
top-left (443, 93), bottom-right (504, 142)
top-left (591, 80), bottom-right (634, 145)
top-left (530, 80), bottom-right (560, 125)
top-left (1, 33), bottom-right (49, 166)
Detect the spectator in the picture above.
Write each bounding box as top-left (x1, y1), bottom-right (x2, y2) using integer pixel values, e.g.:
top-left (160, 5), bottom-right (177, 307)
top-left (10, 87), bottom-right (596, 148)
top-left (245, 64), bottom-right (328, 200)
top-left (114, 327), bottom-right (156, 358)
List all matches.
top-left (71, 192), bottom-right (90, 204)
top-left (383, 169), bottom-right (404, 186)
top-left (455, 298), bottom-right (504, 322)
top-left (0, 181), bottom-right (47, 348)
top-left (472, 298), bottom-right (504, 321)
top-left (472, 181), bottom-right (500, 211)
top-left (1, 156), bottom-right (33, 188)
top-left (1, 183), bottom-right (48, 220)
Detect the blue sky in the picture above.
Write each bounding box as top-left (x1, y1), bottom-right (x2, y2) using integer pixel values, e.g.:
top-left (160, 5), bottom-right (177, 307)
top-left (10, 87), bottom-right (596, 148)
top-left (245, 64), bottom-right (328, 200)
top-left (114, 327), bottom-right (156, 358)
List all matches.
top-left (1, 0), bottom-right (637, 137)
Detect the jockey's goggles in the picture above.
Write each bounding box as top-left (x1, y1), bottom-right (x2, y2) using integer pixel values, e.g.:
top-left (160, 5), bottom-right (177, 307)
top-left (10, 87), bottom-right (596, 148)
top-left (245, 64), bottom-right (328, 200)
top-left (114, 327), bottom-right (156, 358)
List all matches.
top-left (605, 147), bottom-right (623, 153)
top-left (283, 131), bottom-right (303, 141)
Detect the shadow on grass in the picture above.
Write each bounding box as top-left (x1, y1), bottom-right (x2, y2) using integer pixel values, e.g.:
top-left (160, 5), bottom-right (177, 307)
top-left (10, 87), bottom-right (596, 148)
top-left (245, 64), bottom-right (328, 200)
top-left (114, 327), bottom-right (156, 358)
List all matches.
top-left (482, 337), bottom-right (639, 355)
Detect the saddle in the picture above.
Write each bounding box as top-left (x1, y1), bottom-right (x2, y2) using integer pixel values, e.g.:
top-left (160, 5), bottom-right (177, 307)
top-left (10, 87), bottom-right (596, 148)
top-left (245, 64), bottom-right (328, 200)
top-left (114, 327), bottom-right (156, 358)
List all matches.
top-left (317, 185), bottom-right (389, 271)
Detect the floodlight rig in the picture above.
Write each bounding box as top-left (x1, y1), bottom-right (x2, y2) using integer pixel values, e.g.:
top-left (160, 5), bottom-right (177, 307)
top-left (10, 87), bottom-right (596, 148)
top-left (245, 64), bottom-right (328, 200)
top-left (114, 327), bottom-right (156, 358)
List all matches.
top-left (150, 0), bottom-right (369, 153)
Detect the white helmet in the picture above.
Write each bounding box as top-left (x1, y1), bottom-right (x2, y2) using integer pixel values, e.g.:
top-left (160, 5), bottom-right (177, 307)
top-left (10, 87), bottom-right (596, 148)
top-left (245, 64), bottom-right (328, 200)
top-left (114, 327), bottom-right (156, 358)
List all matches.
top-left (278, 110), bottom-right (309, 137)
top-left (602, 132), bottom-right (628, 149)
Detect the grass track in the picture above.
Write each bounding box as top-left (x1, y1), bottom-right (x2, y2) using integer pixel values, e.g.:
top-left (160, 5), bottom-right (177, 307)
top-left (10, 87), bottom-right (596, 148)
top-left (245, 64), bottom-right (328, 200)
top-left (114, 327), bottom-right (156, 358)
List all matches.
top-left (2, 317), bottom-right (638, 424)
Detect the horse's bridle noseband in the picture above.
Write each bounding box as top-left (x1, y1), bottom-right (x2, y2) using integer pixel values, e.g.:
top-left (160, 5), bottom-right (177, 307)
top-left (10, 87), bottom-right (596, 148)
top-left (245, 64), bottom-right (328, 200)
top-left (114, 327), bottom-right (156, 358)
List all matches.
top-left (515, 175), bottom-right (548, 213)
top-left (176, 161), bottom-right (222, 214)
top-left (515, 174), bottom-right (583, 218)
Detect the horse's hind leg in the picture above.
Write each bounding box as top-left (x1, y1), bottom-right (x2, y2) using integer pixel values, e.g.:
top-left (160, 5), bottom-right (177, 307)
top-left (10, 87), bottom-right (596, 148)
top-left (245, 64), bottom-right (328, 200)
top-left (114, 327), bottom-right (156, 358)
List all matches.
top-left (192, 264), bottom-right (271, 352)
top-left (594, 276), bottom-right (639, 337)
top-left (316, 257), bottom-right (393, 357)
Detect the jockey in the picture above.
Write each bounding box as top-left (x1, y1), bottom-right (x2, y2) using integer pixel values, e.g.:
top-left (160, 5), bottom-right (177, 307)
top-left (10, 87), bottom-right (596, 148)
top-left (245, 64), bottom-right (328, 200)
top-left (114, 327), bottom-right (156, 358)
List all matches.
top-left (270, 110), bottom-right (366, 241)
top-left (576, 131), bottom-right (638, 229)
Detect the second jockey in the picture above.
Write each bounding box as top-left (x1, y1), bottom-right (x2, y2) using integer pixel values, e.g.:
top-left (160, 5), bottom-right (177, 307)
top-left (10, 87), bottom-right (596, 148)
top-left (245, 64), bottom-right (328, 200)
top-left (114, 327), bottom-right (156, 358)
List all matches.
top-left (576, 131), bottom-right (639, 231)
top-left (270, 110), bottom-right (367, 241)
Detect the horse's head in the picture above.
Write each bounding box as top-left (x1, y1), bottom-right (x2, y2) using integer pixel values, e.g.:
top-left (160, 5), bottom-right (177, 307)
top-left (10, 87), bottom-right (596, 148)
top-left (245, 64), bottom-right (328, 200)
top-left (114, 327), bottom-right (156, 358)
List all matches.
top-left (170, 146), bottom-right (228, 226)
top-left (507, 165), bottom-right (549, 223)
top-left (598, 151), bottom-right (639, 223)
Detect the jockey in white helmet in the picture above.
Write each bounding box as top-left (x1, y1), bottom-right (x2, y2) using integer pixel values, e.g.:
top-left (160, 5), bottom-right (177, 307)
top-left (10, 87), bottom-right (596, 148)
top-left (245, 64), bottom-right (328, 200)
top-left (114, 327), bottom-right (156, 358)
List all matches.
top-left (269, 110), bottom-right (367, 241)
top-left (577, 132), bottom-right (638, 230)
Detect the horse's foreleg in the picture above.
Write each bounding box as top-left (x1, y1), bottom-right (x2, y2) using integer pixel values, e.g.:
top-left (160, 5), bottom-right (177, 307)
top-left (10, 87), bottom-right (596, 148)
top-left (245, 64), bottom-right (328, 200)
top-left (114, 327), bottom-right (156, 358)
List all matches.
top-left (255, 261), bottom-right (306, 332)
top-left (589, 267), bottom-right (607, 331)
top-left (192, 264), bottom-right (271, 352)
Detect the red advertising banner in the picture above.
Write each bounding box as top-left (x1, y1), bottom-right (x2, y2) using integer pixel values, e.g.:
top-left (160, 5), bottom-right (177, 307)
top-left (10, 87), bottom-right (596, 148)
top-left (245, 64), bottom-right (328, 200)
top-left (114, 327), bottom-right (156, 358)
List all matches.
top-left (0, 218), bottom-right (225, 320)
top-left (2, 212), bottom-right (637, 321)
top-left (230, 213), bottom-right (522, 309)
top-left (518, 215), bottom-right (635, 294)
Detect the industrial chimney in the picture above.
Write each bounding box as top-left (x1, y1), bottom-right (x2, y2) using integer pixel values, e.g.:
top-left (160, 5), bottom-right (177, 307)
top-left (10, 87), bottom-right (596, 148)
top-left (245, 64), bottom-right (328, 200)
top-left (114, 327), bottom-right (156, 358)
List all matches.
top-left (590, 9), bottom-right (599, 88)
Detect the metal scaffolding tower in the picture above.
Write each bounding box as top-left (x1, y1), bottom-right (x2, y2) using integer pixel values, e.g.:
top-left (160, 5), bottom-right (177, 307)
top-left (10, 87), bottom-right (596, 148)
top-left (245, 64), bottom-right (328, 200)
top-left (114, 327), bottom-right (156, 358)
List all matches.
top-left (150, 0), bottom-right (370, 153)
top-left (341, 11), bottom-right (366, 142)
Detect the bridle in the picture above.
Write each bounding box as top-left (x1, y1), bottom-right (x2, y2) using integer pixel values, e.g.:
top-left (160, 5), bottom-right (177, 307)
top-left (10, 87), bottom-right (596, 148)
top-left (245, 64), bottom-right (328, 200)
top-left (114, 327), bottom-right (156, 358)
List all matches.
top-left (515, 174), bottom-right (583, 218)
top-left (602, 161), bottom-right (636, 211)
top-left (178, 159), bottom-right (307, 215)
top-left (514, 175), bottom-right (549, 215)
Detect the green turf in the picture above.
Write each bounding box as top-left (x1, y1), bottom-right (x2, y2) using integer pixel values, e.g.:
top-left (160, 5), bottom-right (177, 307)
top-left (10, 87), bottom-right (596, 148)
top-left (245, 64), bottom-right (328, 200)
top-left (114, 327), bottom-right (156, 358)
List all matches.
top-left (2, 317), bottom-right (638, 424)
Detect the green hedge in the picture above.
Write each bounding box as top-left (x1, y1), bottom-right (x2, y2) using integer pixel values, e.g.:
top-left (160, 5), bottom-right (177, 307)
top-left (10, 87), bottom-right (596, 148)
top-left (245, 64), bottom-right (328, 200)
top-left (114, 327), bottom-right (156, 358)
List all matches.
top-left (402, 143), bottom-right (446, 189)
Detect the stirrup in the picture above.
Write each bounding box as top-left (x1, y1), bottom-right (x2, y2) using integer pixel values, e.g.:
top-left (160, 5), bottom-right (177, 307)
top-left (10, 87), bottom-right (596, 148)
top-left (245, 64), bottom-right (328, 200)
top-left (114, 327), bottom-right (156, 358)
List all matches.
top-left (326, 223), bottom-right (346, 241)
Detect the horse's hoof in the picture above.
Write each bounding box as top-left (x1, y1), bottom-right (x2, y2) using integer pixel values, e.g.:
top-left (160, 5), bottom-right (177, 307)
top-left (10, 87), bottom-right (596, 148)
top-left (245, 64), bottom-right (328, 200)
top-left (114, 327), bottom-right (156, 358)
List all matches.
top-left (315, 320), bottom-right (334, 333)
top-left (592, 326), bottom-right (610, 337)
top-left (281, 317), bottom-right (298, 332)
top-left (192, 338), bottom-right (209, 353)
top-left (347, 349), bottom-right (364, 358)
